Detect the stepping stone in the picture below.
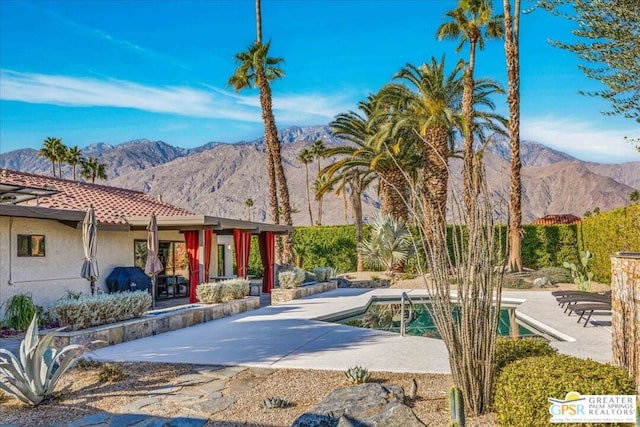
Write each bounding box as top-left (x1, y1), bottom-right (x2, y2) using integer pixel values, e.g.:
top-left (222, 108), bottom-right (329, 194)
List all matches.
top-left (120, 396), bottom-right (162, 413)
top-left (190, 395), bottom-right (237, 415)
top-left (165, 392), bottom-right (204, 402)
top-left (148, 385), bottom-right (183, 395)
top-left (129, 419), bottom-right (165, 427)
top-left (167, 417), bottom-right (208, 427)
top-left (198, 379), bottom-right (227, 393)
top-left (197, 365), bottom-right (246, 378)
top-left (68, 412), bottom-right (111, 427)
top-left (248, 367), bottom-right (275, 377)
top-left (228, 374), bottom-right (264, 393)
top-left (174, 374), bottom-right (209, 386)
top-left (108, 414), bottom-right (149, 427)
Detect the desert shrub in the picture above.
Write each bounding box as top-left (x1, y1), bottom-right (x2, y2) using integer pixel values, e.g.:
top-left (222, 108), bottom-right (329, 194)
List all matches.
top-left (98, 363), bottom-right (127, 383)
top-left (495, 355), bottom-right (636, 427)
top-left (494, 337), bottom-right (558, 372)
top-left (502, 275), bottom-right (532, 289)
top-left (531, 266), bottom-right (573, 284)
top-left (314, 267), bottom-right (327, 282)
top-left (197, 279), bottom-right (249, 304)
top-left (292, 225), bottom-right (363, 273)
top-left (278, 268), bottom-right (306, 289)
top-left (55, 291), bottom-right (151, 331)
top-left (2, 294), bottom-right (38, 330)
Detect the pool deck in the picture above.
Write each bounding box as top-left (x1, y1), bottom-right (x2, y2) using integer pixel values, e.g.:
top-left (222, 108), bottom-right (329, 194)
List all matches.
top-left (90, 288), bottom-right (612, 373)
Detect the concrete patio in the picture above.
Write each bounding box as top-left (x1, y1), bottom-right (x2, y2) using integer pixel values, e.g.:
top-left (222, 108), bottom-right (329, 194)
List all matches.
top-left (90, 288), bottom-right (612, 373)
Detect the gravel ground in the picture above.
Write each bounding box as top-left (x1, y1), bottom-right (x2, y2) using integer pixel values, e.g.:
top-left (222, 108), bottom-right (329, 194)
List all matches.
top-left (0, 362), bottom-right (496, 426)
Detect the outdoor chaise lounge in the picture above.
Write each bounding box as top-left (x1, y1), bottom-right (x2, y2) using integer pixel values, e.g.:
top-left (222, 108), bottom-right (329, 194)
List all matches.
top-left (565, 302), bottom-right (612, 327)
top-left (555, 291), bottom-right (611, 310)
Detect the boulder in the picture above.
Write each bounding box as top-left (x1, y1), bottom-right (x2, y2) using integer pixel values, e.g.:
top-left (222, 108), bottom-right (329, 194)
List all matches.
top-left (533, 276), bottom-right (556, 288)
top-left (292, 383), bottom-right (424, 427)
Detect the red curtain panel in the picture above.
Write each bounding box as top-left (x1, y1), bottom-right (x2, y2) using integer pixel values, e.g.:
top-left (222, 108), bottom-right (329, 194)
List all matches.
top-left (233, 229), bottom-right (243, 278)
top-left (184, 230), bottom-right (199, 303)
top-left (259, 231), bottom-right (275, 293)
top-left (204, 230), bottom-right (213, 281)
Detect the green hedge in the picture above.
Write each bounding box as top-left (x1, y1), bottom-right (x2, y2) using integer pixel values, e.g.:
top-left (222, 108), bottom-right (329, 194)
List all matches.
top-left (291, 225), bottom-right (364, 273)
top-left (578, 204), bottom-right (640, 283)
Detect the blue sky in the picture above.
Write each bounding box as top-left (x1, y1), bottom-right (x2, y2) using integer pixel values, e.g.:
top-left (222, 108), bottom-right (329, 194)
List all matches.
top-left (0, 0), bottom-right (638, 163)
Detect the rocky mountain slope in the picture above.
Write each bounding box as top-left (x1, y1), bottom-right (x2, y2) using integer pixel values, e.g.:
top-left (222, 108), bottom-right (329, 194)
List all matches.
top-left (1, 126), bottom-right (638, 225)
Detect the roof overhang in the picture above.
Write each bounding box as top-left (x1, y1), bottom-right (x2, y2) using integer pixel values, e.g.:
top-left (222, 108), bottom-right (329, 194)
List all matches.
top-left (0, 204), bottom-right (86, 228)
top-left (123, 215), bottom-right (293, 235)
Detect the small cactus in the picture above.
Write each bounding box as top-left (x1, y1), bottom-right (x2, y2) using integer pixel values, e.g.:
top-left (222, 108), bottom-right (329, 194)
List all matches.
top-left (262, 396), bottom-right (292, 409)
top-left (448, 385), bottom-right (465, 427)
top-left (344, 366), bottom-right (371, 384)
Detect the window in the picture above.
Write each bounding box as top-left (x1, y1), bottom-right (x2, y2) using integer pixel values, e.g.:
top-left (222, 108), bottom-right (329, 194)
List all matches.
top-left (133, 239), bottom-right (188, 277)
top-left (17, 234), bottom-right (45, 257)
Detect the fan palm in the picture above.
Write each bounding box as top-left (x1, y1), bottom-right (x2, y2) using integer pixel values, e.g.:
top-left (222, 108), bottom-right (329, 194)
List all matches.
top-left (245, 198), bottom-right (254, 221)
top-left (229, 40), bottom-right (293, 264)
top-left (359, 213), bottom-right (411, 282)
top-left (310, 139), bottom-right (327, 224)
top-left (437, 0), bottom-right (503, 212)
top-left (80, 157), bottom-right (107, 183)
top-left (38, 137), bottom-right (60, 177)
top-left (65, 145), bottom-right (83, 181)
top-left (297, 148), bottom-right (314, 225)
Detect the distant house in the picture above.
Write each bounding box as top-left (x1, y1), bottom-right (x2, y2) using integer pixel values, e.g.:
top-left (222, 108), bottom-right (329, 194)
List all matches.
top-left (530, 214), bottom-right (582, 226)
top-left (0, 169), bottom-right (290, 314)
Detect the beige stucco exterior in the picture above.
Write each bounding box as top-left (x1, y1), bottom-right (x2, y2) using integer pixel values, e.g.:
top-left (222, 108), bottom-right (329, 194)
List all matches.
top-left (0, 216), bottom-right (232, 315)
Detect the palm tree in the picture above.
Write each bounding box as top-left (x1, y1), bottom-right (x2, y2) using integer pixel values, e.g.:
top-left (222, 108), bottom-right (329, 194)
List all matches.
top-left (381, 57), bottom-right (465, 241)
top-left (504, 0), bottom-right (523, 272)
top-left (229, 1), bottom-right (294, 264)
top-left (53, 140), bottom-right (67, 179)
top-left (312, 174), bottom-right (333, 225)
top-left (437, 0), bottom-right (503, 213)
top-left (310, 139), bottom-right (327, 224)
top-left (297, 148), bottom-right (314, 225)
top-left (245, 198), bottom-right (254, 221)
top-left (359, 213), bottom-right (411, 284)
top-left (38, 137), bottom-right (60, 177)
top-left (66, 145), bottom-right (83, 181)
top-left (80, 157), bottom-right (107, 183)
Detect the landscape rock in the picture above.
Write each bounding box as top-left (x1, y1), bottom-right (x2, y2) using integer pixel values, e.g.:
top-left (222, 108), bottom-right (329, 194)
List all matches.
top-left (533, 276), bottom-right (556, 288)
top-left (292, 383), bottom-right (424, 427)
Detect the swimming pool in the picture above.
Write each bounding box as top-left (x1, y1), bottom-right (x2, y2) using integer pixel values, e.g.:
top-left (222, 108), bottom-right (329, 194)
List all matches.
top-left (327, 297), bottom-right (553, 340)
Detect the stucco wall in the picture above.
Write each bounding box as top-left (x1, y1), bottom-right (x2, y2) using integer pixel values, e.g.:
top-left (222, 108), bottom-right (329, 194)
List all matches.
top-left (0, 216), bottom-right (222, 315)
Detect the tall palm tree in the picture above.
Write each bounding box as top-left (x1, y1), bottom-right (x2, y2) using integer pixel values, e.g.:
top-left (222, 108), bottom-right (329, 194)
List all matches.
top-left (229, 0), bottom-right (294, 264)
top-left (53, 140), bottom-right (67, 179)
top-left (38, 137), bottom-right (60, 177)
top-left (297, 148), bottom-right (314, 225)
top-left (504, 0), bottom-right (523, 272)
top-left (310, 139), bottom-right (326, 224)
top-left (312, 174), bottom-right (333, 225)
top-left (66, 145), bottom-right (83, 181)
top-left (80, 157), bottom-right (107, 183)
top-left (437, 0), bottom-right (504, 213)
top-left (245, 198), bottom-right (254, 221)
top-left (381, 57), bottom-right (465, 240)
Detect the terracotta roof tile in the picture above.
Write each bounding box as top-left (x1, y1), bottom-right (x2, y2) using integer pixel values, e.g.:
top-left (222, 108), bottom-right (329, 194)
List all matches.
top-left (530, 214), bottom-right (582, 226)
top-left (1, 169), bottom-right (193, 225)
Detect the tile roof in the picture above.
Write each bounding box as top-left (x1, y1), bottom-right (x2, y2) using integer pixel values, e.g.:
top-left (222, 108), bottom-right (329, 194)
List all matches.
top-left (0, 169), bottom-right (193, 225)
top-left (530, 214), bottom-right (582, 226)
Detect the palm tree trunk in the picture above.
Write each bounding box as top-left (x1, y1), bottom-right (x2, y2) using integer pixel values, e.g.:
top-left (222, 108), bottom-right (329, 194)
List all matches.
top-left (304, 164), bottom-right (313, 225)
top-left (255, 0), bottom-right (262, 43)
top-left (462, 41), bottom-right (477, 217)
top-left (504, 0), bottom-right (523, 272)
top-left (422, 126), bottom-right (450, 239)
top-left (51, 161), bottom-right (56, 178)
top-left (72, 165), bottom-right (77, 181)
top-left (380, 169), bottom-right (409, 222)
top-left (343, 186), bottom-right (348, 223)
top-left (350, 180), bottom-right (365, 272)
top-left (259, 76), bottom-right (294, 265)
top-left (316, 160), bottom-right (323, 225)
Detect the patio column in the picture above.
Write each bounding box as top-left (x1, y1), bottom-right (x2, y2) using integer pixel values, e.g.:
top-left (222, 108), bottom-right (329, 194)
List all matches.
top-left (203, 230), bottom-right (214, 281)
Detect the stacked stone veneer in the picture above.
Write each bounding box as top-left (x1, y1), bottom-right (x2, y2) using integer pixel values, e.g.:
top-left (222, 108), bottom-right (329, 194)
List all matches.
top-left (51, 296), bottom-right (260, 348)
top-left (610, 253), bottom-right (640, 389)
top-left (271, 281), bottom-right (337, 304)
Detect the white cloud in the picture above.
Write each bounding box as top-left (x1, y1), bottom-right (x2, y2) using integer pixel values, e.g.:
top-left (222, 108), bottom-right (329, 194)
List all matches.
top-left (522, 117), bottom-right (639, 163)
top-left (0, 70), bottom-right (352, 125)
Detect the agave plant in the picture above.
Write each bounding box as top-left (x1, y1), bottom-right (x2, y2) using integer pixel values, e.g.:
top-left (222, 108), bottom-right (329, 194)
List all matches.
top-left (262, 396), bottom-right (292, 409)
top-left (345, 366), bottom-right (371, 384)
top-left (0, 314), bottom-right (100, 406)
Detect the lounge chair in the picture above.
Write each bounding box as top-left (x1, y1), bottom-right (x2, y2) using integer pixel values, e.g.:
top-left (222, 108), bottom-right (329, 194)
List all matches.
top-left (552, 290), bottom-right (611, 305)
top-left (559, 295), bottom-right (611, 313)
top-left (566, 302), bottom-right (612, 327)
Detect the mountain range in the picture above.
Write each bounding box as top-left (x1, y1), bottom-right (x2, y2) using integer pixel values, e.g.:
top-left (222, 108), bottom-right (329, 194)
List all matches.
top-left (1, 125), bottom-right (638, 225)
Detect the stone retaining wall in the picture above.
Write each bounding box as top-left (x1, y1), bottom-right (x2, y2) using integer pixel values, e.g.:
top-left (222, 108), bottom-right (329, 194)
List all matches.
top-left (271, 281), bottom-right (337, 305)
top-left (52, 296), bottom-right (260, 348)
